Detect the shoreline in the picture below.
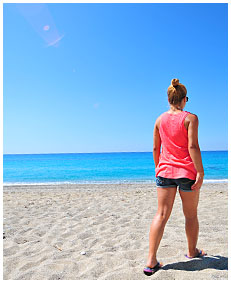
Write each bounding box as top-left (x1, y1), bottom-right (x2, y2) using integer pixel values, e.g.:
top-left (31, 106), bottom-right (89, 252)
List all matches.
top-left (3, 183), bottom-right (228, 280)
top-left (3, 182), bottom-right (228, 193)
top-left (3, 179), bottom-right (229, 188)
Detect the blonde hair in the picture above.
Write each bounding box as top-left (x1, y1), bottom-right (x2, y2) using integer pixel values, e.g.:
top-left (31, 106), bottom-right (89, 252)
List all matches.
top-left (167, 79), bottom-right (187, 106)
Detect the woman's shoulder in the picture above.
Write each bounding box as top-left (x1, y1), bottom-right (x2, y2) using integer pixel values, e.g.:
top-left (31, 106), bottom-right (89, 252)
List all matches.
top-left (184, 112), bottom-right (199, 127)
top-left (155, 112), bottom-right (169, 129)
top-left (184, 111), bottom-right (198, 121)
top-left (158, 112), bottom-right (169, 120)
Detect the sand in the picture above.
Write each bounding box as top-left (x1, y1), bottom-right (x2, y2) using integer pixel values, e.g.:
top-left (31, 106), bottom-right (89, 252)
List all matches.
top-left (3, 183), bottom-right (228, 280)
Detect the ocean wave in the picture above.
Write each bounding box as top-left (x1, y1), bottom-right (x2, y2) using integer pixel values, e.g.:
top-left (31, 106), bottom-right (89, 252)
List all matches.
top-left (3, 180), bottom-right (154, 186)
top-left (203, 179), bottom-right (228, 183)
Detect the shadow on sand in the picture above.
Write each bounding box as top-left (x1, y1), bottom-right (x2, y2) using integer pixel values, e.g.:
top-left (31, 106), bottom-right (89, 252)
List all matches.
top-left (162, 255), bottom-right (228, 271)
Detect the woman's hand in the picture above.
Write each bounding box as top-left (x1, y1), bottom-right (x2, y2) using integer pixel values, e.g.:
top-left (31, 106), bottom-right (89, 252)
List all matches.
top-left (191, 172), bottom-right (204, 191)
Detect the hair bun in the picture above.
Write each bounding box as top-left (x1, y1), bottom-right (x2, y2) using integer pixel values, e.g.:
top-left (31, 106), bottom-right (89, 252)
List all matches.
top-left (171, 78), bottom-right (179, 87)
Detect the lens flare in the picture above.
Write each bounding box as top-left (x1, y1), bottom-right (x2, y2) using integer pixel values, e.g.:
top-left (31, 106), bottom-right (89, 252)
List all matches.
top-left (43, 25), bottom-right (50, 31)
top-left (17, 4), bottom-right (64, 47)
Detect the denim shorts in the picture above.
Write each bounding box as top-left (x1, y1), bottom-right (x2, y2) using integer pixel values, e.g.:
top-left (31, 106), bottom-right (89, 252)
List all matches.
top-left (156, 176), bottom-right (196, 192)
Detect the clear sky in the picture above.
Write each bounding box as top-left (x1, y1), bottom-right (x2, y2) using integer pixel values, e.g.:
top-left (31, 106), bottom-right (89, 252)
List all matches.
top-left (3, 3), bottom-right (228, 154)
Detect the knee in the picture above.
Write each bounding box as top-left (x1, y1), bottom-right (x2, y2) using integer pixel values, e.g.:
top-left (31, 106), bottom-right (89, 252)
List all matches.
top-left (183, 206), bottom-right (198, 221)
top-left (155, 211), bottom-right (170, 224)
top-left (184, 213), bottom-right (198, 221)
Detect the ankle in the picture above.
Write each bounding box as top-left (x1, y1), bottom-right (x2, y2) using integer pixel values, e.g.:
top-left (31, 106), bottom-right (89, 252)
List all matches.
top-left (188, 247), bottom-right (198, 256)
top-left (147, 256), bottom-right (158, 268)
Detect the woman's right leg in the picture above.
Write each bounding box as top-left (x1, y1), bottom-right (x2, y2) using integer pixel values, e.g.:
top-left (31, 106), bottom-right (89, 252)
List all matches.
top-left (146, 187), bottom-right (177, 268)
top-left (179, 189), bottom-right (202, 257)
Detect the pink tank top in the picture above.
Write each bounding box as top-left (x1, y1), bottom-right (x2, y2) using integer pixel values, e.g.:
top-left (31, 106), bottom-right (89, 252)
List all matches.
top-left (155, 111), bottom-right (197, 180)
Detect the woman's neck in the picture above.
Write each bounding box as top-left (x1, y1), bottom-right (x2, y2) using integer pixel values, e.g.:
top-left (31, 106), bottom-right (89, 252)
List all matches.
top-left (169, 105), bottom-right (183, 112)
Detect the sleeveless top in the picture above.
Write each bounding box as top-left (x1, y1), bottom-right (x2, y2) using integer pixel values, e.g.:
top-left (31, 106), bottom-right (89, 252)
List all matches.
top-left (155, 111), bottom-right (197, 180)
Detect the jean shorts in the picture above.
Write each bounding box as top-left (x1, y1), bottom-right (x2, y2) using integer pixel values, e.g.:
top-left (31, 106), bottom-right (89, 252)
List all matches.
top-left (156, 176), bottom-right (196, 192)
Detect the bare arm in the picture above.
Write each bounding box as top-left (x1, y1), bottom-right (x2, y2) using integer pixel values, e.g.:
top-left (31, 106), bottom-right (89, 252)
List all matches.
top-left (153, 116), bottom-right (161, 168)
top-left (187, 114), bottom-right (204, 190)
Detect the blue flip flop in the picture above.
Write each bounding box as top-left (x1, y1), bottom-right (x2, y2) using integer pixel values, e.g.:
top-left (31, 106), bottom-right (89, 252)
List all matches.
top-left (143, 262), bottom-right (162, 276)
top-left (185, 249), bottom-right (207, 259)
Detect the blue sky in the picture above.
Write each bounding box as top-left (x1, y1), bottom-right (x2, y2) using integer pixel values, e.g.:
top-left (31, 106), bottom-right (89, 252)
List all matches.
top-left (3, 3), bottom-right (228, 154)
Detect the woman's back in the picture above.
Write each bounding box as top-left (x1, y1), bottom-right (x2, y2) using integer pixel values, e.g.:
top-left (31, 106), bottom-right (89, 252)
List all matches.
top-left (155, 111), bottom-right (197, 180)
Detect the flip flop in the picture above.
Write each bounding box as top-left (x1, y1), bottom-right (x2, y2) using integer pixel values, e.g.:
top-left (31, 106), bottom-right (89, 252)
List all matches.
top-left (185, 249), bottom-right (207, 259)
top-left (143, 262), bottom-right (163, 276)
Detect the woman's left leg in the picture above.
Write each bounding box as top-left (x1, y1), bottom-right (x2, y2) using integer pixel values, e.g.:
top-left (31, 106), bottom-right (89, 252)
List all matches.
top-left (146, 186), bottom-right (177, 268)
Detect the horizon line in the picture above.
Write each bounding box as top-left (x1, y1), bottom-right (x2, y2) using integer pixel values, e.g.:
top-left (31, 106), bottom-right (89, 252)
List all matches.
top-left (3, 150), bottom-right (228, 155)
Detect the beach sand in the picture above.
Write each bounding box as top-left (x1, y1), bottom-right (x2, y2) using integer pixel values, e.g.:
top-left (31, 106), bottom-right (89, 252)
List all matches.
top-left (3, 183), bottom-right (228, 280)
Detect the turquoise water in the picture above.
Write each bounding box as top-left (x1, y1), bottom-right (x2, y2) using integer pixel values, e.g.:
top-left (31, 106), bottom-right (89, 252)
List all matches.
top-left (3, 151), bottom-right (228, 185)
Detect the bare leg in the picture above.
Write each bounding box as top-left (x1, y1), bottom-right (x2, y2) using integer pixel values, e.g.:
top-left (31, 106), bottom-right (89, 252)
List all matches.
top-left (146, 187), bottom-right (177, 268)
top-left (179, 189), bottom-right (201, 257)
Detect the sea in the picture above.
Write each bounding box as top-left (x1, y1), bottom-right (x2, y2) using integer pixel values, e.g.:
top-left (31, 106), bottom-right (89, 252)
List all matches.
top-left (3, 151), bottom-right (228, 186)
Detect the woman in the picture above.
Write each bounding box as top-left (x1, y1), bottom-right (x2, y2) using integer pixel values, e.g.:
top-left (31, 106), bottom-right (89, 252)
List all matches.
top-left (143, 78), bottom-right (206, 276)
